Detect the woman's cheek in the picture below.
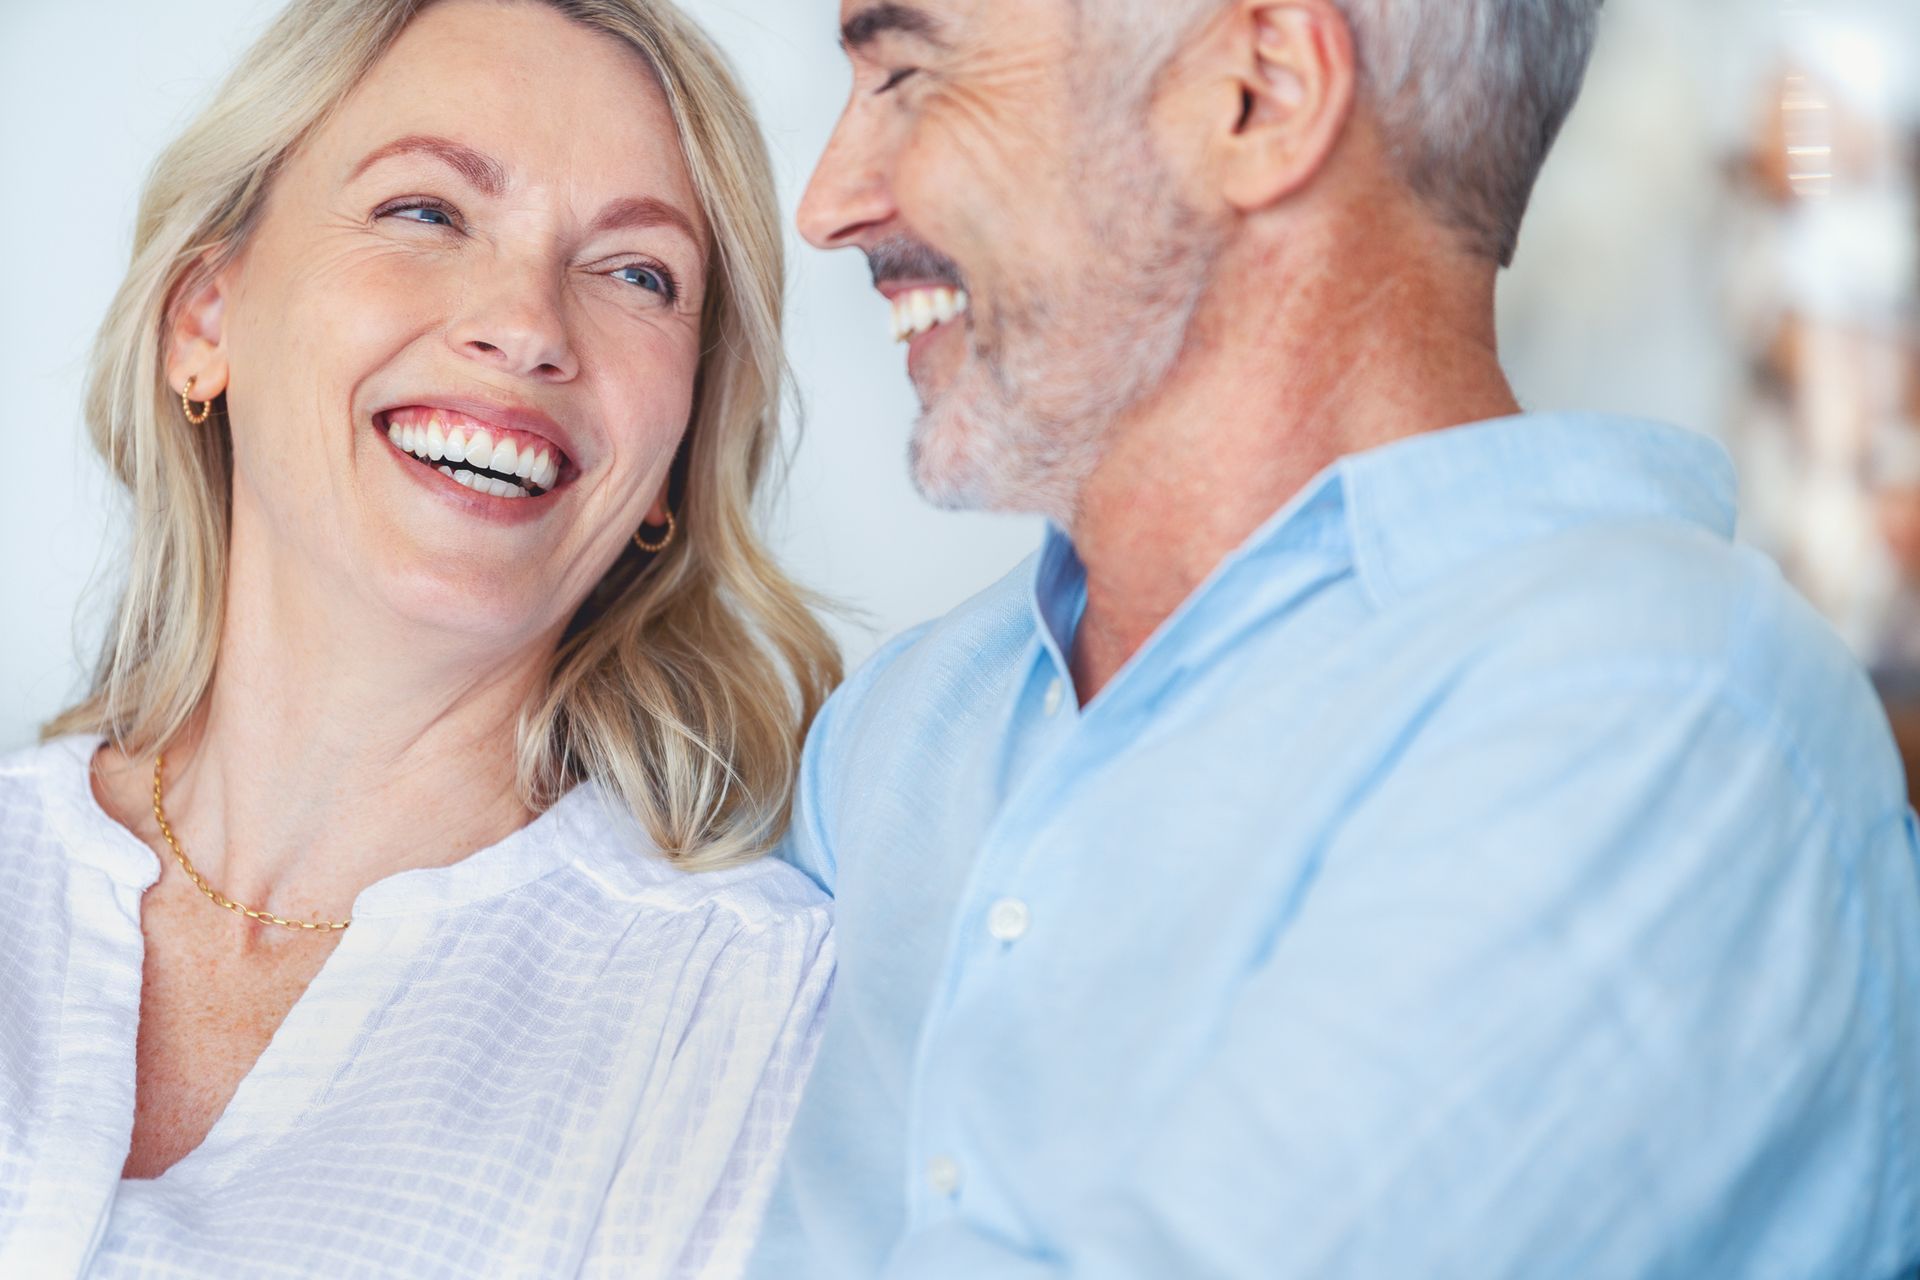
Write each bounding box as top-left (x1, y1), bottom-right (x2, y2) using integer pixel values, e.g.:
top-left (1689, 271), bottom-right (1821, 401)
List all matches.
top-left (585, 309), bottom-right (702, 416)
top-left (337, 250), bottom-right (453, 319)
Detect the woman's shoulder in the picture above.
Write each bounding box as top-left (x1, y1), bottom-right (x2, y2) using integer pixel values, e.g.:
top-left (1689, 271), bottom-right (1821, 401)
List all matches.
top-left (542, 787), bottom-right (834, 1025)
top-left (552, 782), bottom-right (831, 935)
top-left (0, 735), bottom-right (149, 892)
top-left (0, 735), bottom-right (92, 827)
top-left (0, 732), bottom-right (81, 777)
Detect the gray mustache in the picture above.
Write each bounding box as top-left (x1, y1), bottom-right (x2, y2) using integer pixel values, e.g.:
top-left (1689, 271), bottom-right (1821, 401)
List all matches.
top-left (867, 237), bottom-right (966, 290)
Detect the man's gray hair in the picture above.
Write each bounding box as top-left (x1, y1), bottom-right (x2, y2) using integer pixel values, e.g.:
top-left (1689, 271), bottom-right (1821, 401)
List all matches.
top-left (1095, 0), bottom-right (1606, 266)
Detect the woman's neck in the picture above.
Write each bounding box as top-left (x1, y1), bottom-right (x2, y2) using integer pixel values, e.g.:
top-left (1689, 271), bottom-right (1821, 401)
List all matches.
top-left (99, 535), bottom-right (556, 946)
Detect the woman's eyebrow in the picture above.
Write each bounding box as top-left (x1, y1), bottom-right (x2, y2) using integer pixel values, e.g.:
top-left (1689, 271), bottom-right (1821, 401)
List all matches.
top-left (590, 196), bottom-right (705, 252)
top-left (347, 134), bottom-right (507, 197)
top-left (347, 137), bottom-right (703, 252)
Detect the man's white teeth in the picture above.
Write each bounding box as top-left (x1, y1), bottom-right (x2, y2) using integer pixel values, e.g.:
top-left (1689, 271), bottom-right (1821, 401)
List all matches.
top-left (891, 287), bottom-right (968, 343)
top-left (386, 416), bottom-right (560, 495)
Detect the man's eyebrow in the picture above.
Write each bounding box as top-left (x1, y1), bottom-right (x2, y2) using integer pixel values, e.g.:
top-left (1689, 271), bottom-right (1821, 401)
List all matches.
top-left (589, 196), bottom-right (705, 253)
top-left (841, 2), bottom-right (946, 52)
top-left (346, 134), bottom-right (507, 198)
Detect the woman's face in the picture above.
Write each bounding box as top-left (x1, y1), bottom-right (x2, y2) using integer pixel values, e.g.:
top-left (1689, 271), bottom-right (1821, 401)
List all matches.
top-left (170, 0), bottom-right (708, 652)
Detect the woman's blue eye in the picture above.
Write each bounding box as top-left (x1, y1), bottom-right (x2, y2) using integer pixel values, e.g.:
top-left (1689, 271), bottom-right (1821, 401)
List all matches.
top-left (612, 265), bottom-right (673, 298)
top-left (384, 203), bottom-right (456, 227)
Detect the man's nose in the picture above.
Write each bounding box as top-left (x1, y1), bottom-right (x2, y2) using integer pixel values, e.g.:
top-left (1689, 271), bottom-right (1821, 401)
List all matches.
top-left (798, 112), bottom-right (896, 251)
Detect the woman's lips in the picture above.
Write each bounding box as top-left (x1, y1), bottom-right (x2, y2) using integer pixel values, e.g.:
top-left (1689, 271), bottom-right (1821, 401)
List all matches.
top-left (379, 406), bottom-right (566, 499)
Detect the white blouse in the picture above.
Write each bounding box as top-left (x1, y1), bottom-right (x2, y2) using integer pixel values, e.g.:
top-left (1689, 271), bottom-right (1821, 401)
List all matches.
top-left (0, 736), bottom-right (834, 1279)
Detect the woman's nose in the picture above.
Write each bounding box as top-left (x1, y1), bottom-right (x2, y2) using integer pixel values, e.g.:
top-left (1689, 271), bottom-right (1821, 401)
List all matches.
top-left (447, 263), bottom-right (579, 381)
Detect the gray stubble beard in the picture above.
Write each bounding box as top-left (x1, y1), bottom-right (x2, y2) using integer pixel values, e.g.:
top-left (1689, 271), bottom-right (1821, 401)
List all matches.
top-left (907, 111), bottom-right (1222, 526)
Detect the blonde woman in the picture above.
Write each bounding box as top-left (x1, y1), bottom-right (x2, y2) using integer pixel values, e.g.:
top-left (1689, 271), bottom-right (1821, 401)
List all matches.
top-left (0, 0), bottom-right (841, 1274)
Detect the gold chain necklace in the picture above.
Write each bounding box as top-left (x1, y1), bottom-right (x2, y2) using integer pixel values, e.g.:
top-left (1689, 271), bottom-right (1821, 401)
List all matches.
top-left (150, 753), bottom-right (352, 932)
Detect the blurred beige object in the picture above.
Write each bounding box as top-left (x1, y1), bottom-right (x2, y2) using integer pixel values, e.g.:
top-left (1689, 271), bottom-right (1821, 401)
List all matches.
top-left (1878, 488), bottom-right (1920, 577)
top-left (1722, 7), bottom-right (1920, 669)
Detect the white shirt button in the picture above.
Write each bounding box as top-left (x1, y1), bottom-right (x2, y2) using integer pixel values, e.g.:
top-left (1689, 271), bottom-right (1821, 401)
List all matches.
top-left (987, 897), bottom-right (1031, 943)
top-left (1042, 678), bottom-right (1064, 717)
top-left (926, 1155), bottom-right (963, 1197)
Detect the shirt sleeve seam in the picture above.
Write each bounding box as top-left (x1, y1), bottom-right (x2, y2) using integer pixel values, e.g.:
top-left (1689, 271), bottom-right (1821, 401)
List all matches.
top-left (1416, 656), bottom-right (1893, 858)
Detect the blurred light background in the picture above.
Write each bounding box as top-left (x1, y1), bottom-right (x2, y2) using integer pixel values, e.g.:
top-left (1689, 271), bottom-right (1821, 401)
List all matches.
top-left (4, 0), bottom-right (1919, 762)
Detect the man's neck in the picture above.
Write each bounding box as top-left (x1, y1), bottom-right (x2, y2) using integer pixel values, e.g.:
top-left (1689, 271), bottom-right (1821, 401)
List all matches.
top-left (1066, 234), bottom-right (1519, 702)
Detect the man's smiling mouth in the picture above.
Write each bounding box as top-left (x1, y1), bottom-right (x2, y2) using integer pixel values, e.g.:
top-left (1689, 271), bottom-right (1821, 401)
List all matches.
top-left (891, 286), bottom-right (969, 343)
top-left (379, 407), bottom-right (565, 499)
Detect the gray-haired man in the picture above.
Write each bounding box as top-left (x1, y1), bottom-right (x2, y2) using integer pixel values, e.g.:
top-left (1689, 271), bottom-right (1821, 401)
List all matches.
top-left (752, 1), bottom-right (1920, 1275)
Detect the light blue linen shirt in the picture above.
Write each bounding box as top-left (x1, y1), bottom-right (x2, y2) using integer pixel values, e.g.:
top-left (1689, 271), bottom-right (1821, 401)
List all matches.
top-left (752, 415), bottom-right (1920, 1278)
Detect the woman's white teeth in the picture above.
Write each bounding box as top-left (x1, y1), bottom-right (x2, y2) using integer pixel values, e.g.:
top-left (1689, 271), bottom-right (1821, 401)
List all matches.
top-left (386, 414), bottom-right (561, 496)
top-left (891, 287), bottom-right (968, 343)
top-left (448, 467), bottom-right (527, 499)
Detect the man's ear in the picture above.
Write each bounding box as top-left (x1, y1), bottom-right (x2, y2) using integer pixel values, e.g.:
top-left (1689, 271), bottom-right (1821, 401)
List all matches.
top-left (1212, 0), bottom-right (1357, 214)
top-left (165, 259), bottom-right (233, 400)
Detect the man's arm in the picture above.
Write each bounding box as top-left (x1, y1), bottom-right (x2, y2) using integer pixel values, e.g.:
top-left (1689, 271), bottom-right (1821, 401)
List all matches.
top-left (775, 690), bottom-right (843, 895)
top-left (776, 625), bottom-right (935, 896)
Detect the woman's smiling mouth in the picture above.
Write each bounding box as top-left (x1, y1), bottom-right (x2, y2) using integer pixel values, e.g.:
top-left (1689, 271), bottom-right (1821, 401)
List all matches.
top-left (379, 406), bottom-right (567, 498)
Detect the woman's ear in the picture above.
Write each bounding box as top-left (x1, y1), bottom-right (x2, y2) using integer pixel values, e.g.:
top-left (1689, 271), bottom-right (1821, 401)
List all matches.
top-left (644, 477), bottom-right (673, 527)
top-left (1213, 0), bottom-right (1358, 214)
top-left (165, 260), bottom-right (234, 400)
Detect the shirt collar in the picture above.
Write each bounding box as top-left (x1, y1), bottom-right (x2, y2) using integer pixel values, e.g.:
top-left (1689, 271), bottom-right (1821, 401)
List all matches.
top-left (1032, 526), bottom-right (1089, 671)
top-left (1339, 414), bottom-right (1737, 608)
top-left (1028, 461), bottom-right (1353, 687)
top-left (43, 734), bottom-right (163, 889)
top-left (1030, 413), bottom-right (1737, 658)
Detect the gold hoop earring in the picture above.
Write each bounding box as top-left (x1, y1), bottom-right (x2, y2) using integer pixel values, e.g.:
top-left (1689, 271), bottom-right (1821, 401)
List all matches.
top-left (181, 376), bottom-right (214, 426)
top-left (633, 510), bottom-right (677, 554)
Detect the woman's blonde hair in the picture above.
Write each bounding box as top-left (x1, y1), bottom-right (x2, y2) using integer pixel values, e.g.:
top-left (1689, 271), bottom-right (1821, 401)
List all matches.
top-left (46, 0), bottom-right (842, 871)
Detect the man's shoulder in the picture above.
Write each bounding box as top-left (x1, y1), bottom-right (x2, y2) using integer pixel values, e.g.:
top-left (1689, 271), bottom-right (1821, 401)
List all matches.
top-left (829, 551), bottom-right (1042, 741)
top-left (1427, 517), bottom-right (1903, 828)
top-left (780, 555), bottom-right (1041, 891)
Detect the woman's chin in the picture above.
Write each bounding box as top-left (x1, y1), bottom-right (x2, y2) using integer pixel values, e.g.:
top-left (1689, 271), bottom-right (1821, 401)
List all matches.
top-left (355, 545), bottom-right (573, 653)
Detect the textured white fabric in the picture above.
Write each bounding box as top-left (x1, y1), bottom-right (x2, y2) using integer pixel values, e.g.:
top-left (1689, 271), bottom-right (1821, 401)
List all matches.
top-left (0, 736), bottom-right (834, 1279)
